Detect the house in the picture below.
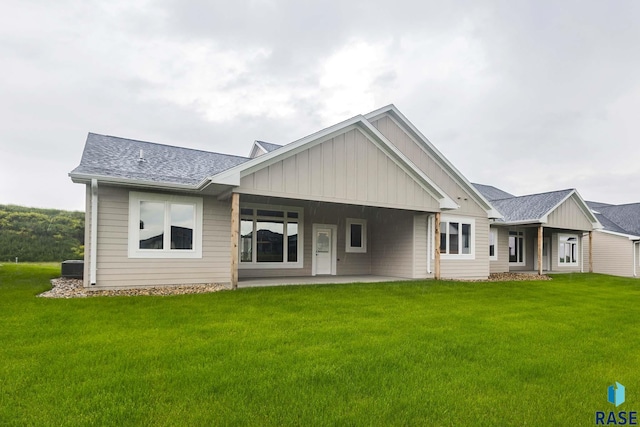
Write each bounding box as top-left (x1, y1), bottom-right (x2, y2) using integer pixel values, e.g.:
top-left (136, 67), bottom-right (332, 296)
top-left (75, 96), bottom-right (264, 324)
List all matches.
top-left (473, 184), bottom-right (601, 275)
top-left (586, 201), bottom-right (640, 277)
top-left (70, 105), bottom-right (504, 289)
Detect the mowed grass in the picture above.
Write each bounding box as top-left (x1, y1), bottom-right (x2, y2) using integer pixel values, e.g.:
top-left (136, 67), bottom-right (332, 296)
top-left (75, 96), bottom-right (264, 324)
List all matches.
top-left (1, 264), bottom-right (639, 426)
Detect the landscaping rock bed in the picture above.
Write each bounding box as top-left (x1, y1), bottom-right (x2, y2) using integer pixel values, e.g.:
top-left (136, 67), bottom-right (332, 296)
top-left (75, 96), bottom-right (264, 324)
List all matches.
top-left (487, 272), bottom-right (552, 281)
top-left (39, 278), bottom-right (230, 298)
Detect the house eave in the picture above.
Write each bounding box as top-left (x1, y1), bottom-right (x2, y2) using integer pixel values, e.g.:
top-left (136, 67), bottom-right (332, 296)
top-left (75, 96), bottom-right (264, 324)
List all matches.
top-left (69, 172), bottom-right (209, 192)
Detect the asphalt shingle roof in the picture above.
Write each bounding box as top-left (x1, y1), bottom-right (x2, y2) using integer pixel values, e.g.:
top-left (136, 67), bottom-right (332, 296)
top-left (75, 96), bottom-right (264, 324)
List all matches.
top-left (257, 141), bottom-right (283, 152)
top-left (596, 203), bottom-right (640, 236)
top-left (70, 133), bottom-right (250, 186)
top-left (472, 183), bottom-right (515, 201)
top-left (490, 189), bottom-right (574, 222)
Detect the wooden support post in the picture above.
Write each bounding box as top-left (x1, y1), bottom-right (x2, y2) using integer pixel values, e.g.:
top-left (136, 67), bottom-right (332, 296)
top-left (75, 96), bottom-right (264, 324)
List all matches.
top-left (434, 212), bottom-right (441, 280)
top-left (589, 230), bottom-right (593, 273)
top-left (537, 225), bottom-right (543, 275)
top-left (230, 192), bottom-right (239, 290)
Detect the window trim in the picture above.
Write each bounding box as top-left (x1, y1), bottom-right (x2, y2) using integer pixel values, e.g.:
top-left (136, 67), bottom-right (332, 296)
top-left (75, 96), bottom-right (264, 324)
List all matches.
top-left (239, 203), bottom-right (304, 269)
top-left (345, 218), bottom-right (367, 253)
top-left (508, 230), bottom-right (526, 266)
top-left (489, 228), bottom-right (498, 261)
top-left (558, 233), bottom-right (579, 266)
top-left (128, 191), bottom-right (203, 259)
top-left (439, 216), bottom-right (475, 260)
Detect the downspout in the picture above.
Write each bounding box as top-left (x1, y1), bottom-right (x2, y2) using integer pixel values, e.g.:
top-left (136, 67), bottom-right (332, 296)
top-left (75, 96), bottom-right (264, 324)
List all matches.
top-left (90, 179), bottom-right (98, 286)
top-left (580, 233), bottom-right (586, 273)
top-left (634, 241), bottom-right (638, 278)
top-left (426, 215), bottom-right (432, 274)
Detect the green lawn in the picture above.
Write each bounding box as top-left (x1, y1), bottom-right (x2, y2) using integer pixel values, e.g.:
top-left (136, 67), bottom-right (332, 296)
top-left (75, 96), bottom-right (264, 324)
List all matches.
top-left (1, 264), bottom-right (639, 426)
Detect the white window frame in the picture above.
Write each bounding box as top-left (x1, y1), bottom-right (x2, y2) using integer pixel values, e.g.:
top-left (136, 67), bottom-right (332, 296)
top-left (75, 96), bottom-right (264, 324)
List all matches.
top-left (439, 216), bottom-right (475, 260)
top-left (239, 203), bottom-right (304, 269)
top-left (345, 218), bottom-right (367, 253)
top-left (508, 230), bottom-right (525, 266)
top-left (128, 191), bottom-right (203, 259)
top-left (489, 228), bottom-right (498, 261)
top-left (558, 233), bottom-right (579, 266)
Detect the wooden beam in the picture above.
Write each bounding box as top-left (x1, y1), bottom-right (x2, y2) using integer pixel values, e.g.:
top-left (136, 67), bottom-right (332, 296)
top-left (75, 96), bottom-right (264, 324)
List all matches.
top-left (230, 192), bottom-right (239, 290)
top-left (589, 230), bottom-right (593, 273)
top-left (537, 225), bottom-right (543, 275)
top-left (434, 212), bottom-right (441, 280)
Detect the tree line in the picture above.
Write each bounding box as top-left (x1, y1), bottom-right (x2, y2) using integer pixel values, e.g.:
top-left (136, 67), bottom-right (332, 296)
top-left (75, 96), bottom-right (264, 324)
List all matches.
top-left (0, 205), bottom-right (84, 262)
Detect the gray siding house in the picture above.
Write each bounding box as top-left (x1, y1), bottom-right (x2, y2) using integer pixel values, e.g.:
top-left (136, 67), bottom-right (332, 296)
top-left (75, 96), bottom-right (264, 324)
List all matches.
top-left (473, 185), bottom-right (601, 275)
top-left (70, 105), bottom-right (500, 289)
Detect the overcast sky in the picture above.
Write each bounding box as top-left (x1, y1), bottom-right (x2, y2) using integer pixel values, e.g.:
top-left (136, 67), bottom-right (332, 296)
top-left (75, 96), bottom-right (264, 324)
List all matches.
top-left (1, 1), bottom-right (639, 211)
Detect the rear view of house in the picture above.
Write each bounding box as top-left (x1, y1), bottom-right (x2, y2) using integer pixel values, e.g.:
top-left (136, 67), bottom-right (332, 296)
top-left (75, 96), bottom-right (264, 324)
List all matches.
top-left (70, 105), bottom-right (500, 289)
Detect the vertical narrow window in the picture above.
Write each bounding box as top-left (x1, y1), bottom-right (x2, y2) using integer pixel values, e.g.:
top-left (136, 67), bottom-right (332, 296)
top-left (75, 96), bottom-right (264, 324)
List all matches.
top-left (449, 222), bottom-right (459, 254)
top-left (139, 201), bottom-right (165, 249)
top-left (489, 229), bottom-right (497, 260)
top-left (440, 221), bottom-right (447, 252)
top-left (170, 204), bottom-right (194, 250)
top-left (240, 219), bottom-right (253, 262)
top-left (461, 223), bottom-right (471, 254)
top-left (288, 223), bottom-right (298, 262)
top-left (346, 219), bottom-right (367, 253)
top-left (509, 231), bottom-right (525, 264)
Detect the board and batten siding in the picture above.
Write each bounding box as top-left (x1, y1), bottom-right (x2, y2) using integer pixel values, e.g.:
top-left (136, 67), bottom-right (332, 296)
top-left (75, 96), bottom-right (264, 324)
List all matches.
top-left (238, 128), bottom-right (441, 212)
top-left (440, 215), bottom-right (490, 279)
top-left (370, 115), bottom-right (485, 217)
top-left (89, 185), bottom-right (231, 288)
top-left (489, 226), bottom-right (510, 274)
top-left (546, 196), bottom-right (593, 230)
top-left (591, 231), bottom-right (635, 277)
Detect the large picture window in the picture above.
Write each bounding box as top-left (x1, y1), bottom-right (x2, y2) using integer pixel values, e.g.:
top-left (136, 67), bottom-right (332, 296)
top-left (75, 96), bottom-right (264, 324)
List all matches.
top-left (128, 192), bottom-right (203, 258)
top-left (558, 234), bottom-right (578, 265)
top-left (240, 205), bottom-right (303, 268)
top-left (509, 230), bottom-right (525, 265)
top-left (439, 216), bottom-right (474, 259)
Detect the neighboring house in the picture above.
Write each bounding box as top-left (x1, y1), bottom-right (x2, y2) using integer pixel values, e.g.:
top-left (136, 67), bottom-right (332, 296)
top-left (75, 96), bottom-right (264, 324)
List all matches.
top-left (586, 201), bottom-right (640, 277)
top-left (70, 105), bottom-right (501, 289)
top-left (473, 185), bottom-right (601, 274)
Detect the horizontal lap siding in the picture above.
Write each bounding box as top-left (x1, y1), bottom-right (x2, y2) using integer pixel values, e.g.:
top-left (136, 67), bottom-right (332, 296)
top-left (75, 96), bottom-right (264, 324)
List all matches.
top-left (591, 231), bottom-right (634, 277)
top-left (94, 186), bottom-right (231, 288)
top-left (371, 210), bottom-right (414, 279)
top-left (413, 214), bottom-right (429, 279)
top-left (238, 129), bottom-right (440, 212)
top-left (440, 216), bottom-right (490, 279)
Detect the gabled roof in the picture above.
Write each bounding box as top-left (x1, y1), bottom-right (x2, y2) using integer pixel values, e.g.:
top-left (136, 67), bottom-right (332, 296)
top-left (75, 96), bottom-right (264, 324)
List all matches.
top-left (210, 114), bottom-right (459, 210)
top-left (490, 189), bottom-right (575, 223)
top-left (472, 183), bottom-right (515, 201)
top-left (586, 200), bottom-right (614, 211)
top-left (70, 133), bottom-right (249, 188)
top-left (596, 203), bottom-right (640, 236)
top-left (257, 141), bottom-right (282, 152)
top-left (364, 105), bottom-right (501, 218)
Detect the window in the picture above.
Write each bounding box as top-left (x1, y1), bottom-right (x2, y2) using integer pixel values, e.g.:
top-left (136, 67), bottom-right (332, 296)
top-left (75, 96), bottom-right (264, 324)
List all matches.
top-left (558, 234), bottom-right (578, 265)
top-left (346, 219), bottom-right (367, 253)
top-left (240, 205), bottom-right (303, 268)
top-left (128, 192), bottom-right (203, 258)
top-left (489, 228), bottom-right (498, 260)
top-left (439, 216), bottom-right (474, 259)
top-left (509, 230), bottom-right (525, 265)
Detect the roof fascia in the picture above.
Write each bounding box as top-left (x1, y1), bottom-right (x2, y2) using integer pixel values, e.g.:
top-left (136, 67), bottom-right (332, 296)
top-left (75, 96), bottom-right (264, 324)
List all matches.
top-left (69, 172), bottom-right (209, 191)
top-left (365, 105), bottom-right (499, 217)
top-left (210, 115), bottom-right (458, 210)
top-left (597, 229), bottom-right (640, 240)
